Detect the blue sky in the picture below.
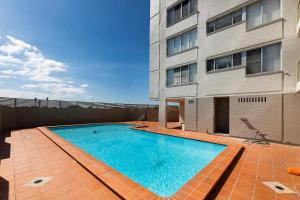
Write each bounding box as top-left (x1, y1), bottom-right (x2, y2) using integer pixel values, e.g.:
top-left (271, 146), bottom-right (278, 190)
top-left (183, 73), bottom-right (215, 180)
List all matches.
top-left (0, 0), bottom-right (151, 104)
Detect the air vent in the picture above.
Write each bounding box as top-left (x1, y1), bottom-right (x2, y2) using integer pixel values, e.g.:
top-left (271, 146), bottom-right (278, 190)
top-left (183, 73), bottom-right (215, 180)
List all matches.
top-left (238, 96), bottom-right (267, 103)
top-left (188, 100), bottom-right (195, 104)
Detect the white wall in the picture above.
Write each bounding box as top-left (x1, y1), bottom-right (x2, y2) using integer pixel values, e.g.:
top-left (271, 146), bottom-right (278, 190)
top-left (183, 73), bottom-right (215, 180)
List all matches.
top-left (230, 94), bottom-right (283, 141)
top-left (150, 0), bottom-right (160, 18)
top-left (283, 93), bottom-right (300, 144)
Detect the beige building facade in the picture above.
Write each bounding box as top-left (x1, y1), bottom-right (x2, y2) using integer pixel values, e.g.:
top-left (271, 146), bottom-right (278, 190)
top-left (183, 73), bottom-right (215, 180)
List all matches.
top-left (149, 0), bottom-right (300, 144)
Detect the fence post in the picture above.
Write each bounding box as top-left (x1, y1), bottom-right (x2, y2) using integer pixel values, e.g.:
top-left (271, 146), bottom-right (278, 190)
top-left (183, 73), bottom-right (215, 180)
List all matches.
top-left (59, 100), bottom-right (62, 108)
top-left (46, 97), bottom-right (49, 108)
top-left (38, 100), bottom-right (41, 107)
top-left (14, 98), bottom-right (17, 107)
top-left (34, 98), bottom-right (37, 107)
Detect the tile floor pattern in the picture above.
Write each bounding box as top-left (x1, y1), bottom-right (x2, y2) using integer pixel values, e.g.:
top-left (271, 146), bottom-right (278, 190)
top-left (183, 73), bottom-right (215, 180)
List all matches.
top-left (0, 129), bottom-right (120, 200)
top-left (0, 122), bottom-right (300, 200)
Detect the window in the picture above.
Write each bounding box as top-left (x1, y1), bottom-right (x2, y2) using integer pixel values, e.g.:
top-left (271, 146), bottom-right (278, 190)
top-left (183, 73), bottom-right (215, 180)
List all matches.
top-left (233, 53), bottom-right (242, 66)
top-left (174, 36), bottom-right (182, 54)
top-left (246, 43), bottom-right (281, 74)
top-left (215, 13), bottom-right (233, 30)
top-left (167, 28), bottom-right (197, 56)
top-left (207, 21), bottom-right (215, 33)
top-left (166, 63), bottom-right (197, 86)
top-left (174, 67), bottom-right (181, 85)
top-left (263, 43), bottom-right (281, 72)
top-left (206, 53), bottom-right (242, 72)
top-left (182, 32), bottom-right (189, 51)
top-left (207, 9), bottom-right (243, 34)
top-left (190, 0), bottom-right (197, 13)
top-left (182, 0), bottom-right (189, 18)
top-left (189, 29), bottom-right (197, 48)
top-left (216, 56), bottom-right (232, 70)
top-left (189, 63), bottom-right (197, 82)
top-left (206, 59), bottom-right (215, 72)
top-left (246, 49), bottom-right (261, 74)
top-left (167, 0), bottom-right (198, 26)
top-left (167, 8), bottom-right (175, 26)
top-left (233, 10), bottom-right (243, 23)
top-left (247, 0), bottom-right (281, 29)
top-left (181, 66), bottom-right (189, 84)
top-left (175, 4), bottom-right (181, 22)
top-left (166, 69), bottom-right (174, 86)
top-left (167, 39), bottom-right (174, 56)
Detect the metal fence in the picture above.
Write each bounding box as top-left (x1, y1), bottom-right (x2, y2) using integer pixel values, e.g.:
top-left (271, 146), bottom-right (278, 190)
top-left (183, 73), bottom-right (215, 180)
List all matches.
top-left (0, 97), bottom-right (159, 109)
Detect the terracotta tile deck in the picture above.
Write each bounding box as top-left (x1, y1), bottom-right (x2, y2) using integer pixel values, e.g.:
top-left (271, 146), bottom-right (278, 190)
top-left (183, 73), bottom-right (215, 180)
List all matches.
top-left (0, 129), bottom-right (120, 200)
top-left (1, 121), bottom-right (300, 200)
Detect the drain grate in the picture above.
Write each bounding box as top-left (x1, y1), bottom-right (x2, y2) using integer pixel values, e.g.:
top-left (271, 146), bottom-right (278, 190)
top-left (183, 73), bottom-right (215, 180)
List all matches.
top-left (23, 177), bottom-right (53, 188)
top-left (263, 181), bottom-right (296, 194)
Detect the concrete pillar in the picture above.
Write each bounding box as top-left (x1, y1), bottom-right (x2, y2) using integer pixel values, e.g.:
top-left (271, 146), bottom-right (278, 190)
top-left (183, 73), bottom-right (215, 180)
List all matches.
top-left (159, 98), bottom-right (167, 128)
top-left (179, 100), bottom-right (185, 124)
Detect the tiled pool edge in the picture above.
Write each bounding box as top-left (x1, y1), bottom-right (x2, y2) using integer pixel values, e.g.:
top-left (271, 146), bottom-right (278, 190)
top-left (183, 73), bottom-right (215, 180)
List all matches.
top-left (38, 124), bottom-right (242, 200)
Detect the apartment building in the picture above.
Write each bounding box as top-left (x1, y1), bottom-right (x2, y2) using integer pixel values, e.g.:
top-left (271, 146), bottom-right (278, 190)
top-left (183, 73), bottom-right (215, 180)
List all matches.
top-left (149, 0), bottom-right (300, 144)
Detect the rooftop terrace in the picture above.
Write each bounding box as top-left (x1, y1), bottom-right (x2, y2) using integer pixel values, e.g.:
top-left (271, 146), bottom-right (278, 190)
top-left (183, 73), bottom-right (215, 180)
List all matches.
top-left (0, 122), bottom-right (299, 200)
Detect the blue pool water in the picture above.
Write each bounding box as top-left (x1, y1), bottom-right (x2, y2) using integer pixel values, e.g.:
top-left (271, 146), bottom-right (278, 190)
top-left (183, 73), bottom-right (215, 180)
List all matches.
top-left (50, 124), bottom-right (226, 197)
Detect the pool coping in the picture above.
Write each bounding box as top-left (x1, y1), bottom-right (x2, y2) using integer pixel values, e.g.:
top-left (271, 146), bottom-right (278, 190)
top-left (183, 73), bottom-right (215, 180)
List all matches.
top-left (38, 123), bottom-right (242, 200)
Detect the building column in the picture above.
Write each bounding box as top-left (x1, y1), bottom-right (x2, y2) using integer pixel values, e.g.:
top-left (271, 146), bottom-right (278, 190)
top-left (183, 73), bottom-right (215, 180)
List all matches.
top-left (159, 98), bottom-right (167, 128)
top-left (179, 100), bottom-right (185, 124)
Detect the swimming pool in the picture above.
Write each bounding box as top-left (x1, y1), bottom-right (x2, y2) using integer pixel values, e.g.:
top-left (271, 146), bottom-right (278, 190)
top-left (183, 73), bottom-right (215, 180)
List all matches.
top-left (50, 124), bottom-right (226, 197)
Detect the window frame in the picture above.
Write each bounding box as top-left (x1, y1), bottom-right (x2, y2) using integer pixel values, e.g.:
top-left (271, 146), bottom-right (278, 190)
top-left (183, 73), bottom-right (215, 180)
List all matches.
top-left (246, 43), bottom-right (282, 75)
top-left (166, 28), bottom-right (198, 57)
top-left (166, 63), bottom-right (198, 87)
top-left (206, 8), bottom-right (244, 34)
top-left (246, 0), bottom-right (281, 30)
top-left (206, 52), bottom-right (243, 73)
top-left (167, 0), bottom-right (198, 27)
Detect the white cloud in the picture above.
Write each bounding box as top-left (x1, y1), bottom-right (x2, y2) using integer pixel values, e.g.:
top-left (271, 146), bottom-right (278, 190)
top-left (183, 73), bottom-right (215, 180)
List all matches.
top-left (21, 82), bottom-right (85, 95)
top-left (0, 89), bottom-right (76, 100)
top-left (0, 75), bottom-right (12, 78)
top-left (0, 36), bottom-right (32, 55)
top-left (0, 35), bottom-right (88, 98)
top-left (80, 83), bottom-right (88, 88)
top-left (0, 55), bottom-right (22, 66)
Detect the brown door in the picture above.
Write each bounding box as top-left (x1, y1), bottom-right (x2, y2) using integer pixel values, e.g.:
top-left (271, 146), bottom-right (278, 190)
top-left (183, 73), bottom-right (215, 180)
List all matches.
top-left (215, 97), bottom-right (229, 134)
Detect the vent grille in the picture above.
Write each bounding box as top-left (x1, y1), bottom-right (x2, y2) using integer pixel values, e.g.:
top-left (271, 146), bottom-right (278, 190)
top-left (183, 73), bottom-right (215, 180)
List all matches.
top-left (188, 100), bottom-right (195, 104)
top-left (238, 96), bottom-right (267, 103)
